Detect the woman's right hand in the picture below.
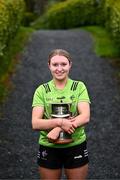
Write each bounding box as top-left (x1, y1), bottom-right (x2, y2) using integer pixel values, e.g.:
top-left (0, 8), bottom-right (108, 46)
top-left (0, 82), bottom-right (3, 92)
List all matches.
top-left (47, 127), bottom-right (61, 142)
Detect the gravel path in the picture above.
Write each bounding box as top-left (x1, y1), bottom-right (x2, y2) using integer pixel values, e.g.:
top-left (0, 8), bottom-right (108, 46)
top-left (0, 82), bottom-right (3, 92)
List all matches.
top-left (0, 30), bottom-right (120, 179)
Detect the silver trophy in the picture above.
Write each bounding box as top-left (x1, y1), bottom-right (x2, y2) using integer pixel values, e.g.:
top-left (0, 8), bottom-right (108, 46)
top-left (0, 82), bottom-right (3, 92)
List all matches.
top-left (51, 103), bottom-right (73, 144)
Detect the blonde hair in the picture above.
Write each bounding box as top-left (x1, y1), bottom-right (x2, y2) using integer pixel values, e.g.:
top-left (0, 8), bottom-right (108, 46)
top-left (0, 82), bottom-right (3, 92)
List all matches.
top-left (48, 49), bottom-right (72, 64)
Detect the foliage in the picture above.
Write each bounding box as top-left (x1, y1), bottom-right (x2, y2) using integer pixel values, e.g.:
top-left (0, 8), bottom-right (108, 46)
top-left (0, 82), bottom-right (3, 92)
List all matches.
top-left (104, 0), bottom-right (120, 50)
top-left (83, 26), bottom-right (119, 58)
top-left (22, 12), bottom-right (38, 26)
top-left (23, 0), bottom-right (34, 12)
top-left (0, 0), bottom-right (26, 103)
top-left (31, 0), bottom-right (120, 55)
top-left (31, 0), bottom-right (104, 29)
top-left (0, 0), bottom-right (25, 56)
top-left (0, 26), bottom-right (34, 103)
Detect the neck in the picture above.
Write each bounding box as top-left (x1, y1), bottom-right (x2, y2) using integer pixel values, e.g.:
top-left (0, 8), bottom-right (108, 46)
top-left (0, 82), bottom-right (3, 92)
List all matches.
top-left (53, 78), bottom-right (68, 90)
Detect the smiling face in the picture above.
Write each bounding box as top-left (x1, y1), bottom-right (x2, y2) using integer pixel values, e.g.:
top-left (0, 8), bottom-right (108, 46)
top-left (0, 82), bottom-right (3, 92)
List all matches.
top-left (48, 55), bottom-right (72, 82)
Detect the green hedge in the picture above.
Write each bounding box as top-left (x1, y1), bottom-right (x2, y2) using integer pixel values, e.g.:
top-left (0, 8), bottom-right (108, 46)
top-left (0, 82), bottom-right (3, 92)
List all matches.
top-left (0, 0), bottom-right (25, 56)
top-left (104, 0), bottom-right (120, 49)
top-left (0, 0), bottom-right (25, 103)
top-left (32, 0), bottom-right (104, 29)
top-left (32, 0), bottom-right (120, 53)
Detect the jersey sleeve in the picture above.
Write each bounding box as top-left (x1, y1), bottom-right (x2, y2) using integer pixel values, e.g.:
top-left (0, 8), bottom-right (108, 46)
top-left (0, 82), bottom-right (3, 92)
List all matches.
top-left (78, 82), bottom-right (91, 103)
top-left (32, 85), bottom-right (44, 107)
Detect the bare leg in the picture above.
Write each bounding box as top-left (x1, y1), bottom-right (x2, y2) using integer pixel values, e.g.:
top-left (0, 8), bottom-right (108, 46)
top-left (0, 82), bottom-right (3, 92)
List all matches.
top-left (65, 164), bottom-right (88, 180)
top-left (38, 166), bottom-right (62, 179)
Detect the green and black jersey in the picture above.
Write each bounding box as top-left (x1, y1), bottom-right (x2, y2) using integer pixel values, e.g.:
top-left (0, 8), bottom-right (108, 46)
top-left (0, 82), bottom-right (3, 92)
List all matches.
top-left (32, 78), bottom-right (90, 148)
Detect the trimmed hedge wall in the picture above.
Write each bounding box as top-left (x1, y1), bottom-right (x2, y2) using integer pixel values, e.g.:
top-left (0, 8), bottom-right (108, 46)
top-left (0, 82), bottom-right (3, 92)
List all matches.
top-left (32, 0), bottom-right (120, 52)
top-left (0, 0), bottom-right (25, 56)
top-left (32, 0), bottom-right (104, 29)
top-left (104, 0), bottom-right (120, 49)
top-left (0, 0), bottom-right (25, 102)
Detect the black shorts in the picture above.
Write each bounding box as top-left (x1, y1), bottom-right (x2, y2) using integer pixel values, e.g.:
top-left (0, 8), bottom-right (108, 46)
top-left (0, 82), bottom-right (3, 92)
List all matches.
top-left (37, 141), bottom-right (89, 169)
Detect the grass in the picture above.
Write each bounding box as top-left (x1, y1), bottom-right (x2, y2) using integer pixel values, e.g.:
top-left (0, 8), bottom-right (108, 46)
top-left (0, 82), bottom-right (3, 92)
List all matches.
top-left (82, 26), bottom-right (120, 58)
top-left (0, 26), bottom-right (35, 103)
top-left (81, 25), bottom-right (120, 85)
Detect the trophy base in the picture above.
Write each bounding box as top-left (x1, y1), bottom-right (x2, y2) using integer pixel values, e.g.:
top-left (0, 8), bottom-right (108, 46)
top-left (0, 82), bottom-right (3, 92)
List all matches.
top-left (53, 131), bottom-right (73, 144)
top-left (54, 138), bottom-right (73, 144)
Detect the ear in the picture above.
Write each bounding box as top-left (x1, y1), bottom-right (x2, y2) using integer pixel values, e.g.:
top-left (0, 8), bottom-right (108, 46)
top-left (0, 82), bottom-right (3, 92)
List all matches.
top-left (48, 62), bottom-right (50, 69)
top-left (69, 61), bottom-right (72, 69)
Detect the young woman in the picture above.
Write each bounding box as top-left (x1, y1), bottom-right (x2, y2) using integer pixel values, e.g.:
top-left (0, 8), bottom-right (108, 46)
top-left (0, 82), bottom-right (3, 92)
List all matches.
top-left (32, 49), bottom-right (90, 179)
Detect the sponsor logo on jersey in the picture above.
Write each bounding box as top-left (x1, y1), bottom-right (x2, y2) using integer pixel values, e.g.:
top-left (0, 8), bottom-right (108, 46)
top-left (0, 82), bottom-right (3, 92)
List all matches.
top-left (70, 95), bottom-right (75, 100)
top-left (74, 154), bottom-right (83, 159)
top-left (57, 96), bottom-right (66, 100)
top-left (46, 97), bottom-right (54, 101)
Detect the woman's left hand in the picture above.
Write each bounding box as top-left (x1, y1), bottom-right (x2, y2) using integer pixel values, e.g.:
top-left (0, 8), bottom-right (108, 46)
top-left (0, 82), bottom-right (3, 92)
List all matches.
top-left (69, 117), bottom-right (78, 129)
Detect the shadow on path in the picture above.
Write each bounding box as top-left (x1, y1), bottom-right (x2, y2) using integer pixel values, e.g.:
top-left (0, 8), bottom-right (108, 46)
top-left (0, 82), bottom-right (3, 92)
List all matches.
top-left (0, 30), bottom-right (120, 179)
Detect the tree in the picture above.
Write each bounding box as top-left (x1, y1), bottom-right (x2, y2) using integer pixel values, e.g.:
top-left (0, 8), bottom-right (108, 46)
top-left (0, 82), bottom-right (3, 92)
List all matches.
top-left (24, 0), bottom-right (35, 12)
top-left (34, 0), bottom-right (48, 15)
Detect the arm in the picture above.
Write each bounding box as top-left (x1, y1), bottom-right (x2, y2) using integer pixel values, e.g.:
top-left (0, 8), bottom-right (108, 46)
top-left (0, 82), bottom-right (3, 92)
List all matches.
top-left (32, 106), bottom-right (75, 132)
top-left (46, 102), bottom-right (90, 141)
top-left (71, 102), bottom-right (90, 128)
top-left (47, 127), bottom-right (62, 142)
top-left (47, 117), bottom-right (77, 142)
top-left (32, 106), bottom-right (62, 130)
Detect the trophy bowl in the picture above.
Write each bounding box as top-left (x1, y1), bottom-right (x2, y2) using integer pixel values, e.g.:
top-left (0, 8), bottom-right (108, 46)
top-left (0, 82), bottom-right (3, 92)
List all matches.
top-left (51, 103), bottom-right (73, 144)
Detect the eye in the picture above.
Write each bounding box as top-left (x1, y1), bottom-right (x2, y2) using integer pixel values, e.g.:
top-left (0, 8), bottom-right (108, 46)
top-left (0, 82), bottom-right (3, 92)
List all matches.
top-left (61, 63), bottom-right (67, 66)
top-left (52, 63), bottom-right (58, 67)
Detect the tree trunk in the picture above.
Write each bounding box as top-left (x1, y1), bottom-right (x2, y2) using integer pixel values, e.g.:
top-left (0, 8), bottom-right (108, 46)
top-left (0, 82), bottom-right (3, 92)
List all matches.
top-left (34, 0), bottom-right (48, 15)
top-left (24, 0), bottom-right (35, 12)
